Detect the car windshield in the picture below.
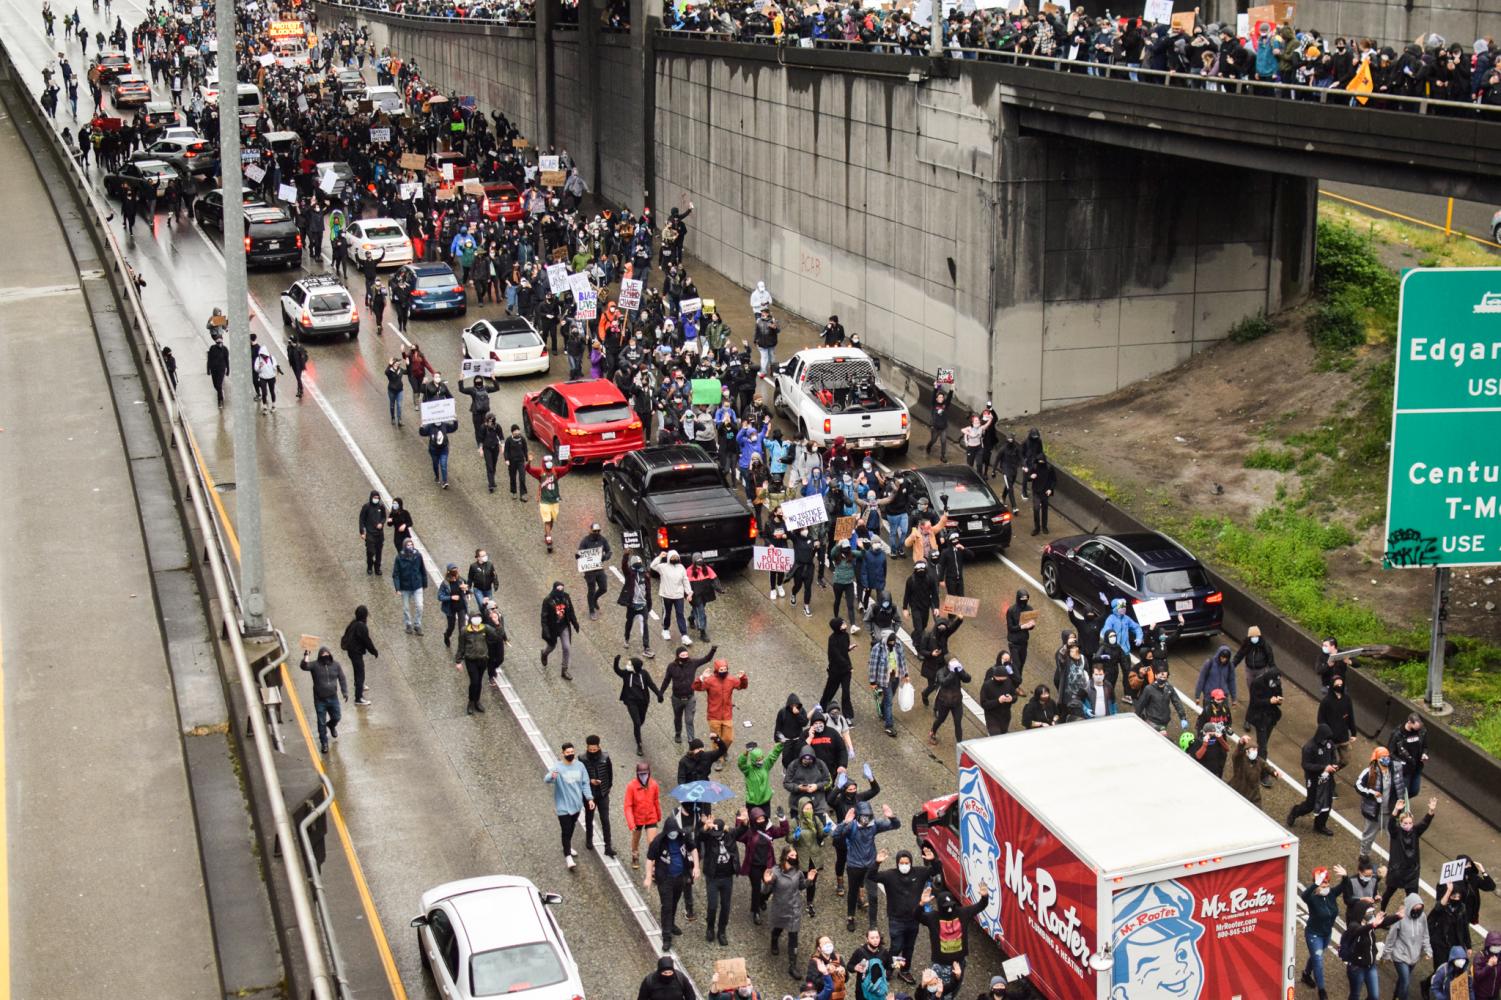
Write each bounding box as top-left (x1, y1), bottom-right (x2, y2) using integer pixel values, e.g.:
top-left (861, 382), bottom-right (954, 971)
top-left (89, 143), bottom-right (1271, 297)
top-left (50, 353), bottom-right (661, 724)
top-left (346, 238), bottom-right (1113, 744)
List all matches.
top-left (575, 403), bottom-right (631, 426)
top-left (1144, 567), bottom-right (1210, 594)
top-left (416, 273), bottom-right (457, 289)
top-left (493, 331), bottom-right (539, 349)
top-left (649, 467), bottom-right (723, 490)
top-left (310, 293), bottom-right (348, 312)
top-left (924, 475), bottom-right (997, 512)
top-left (363, 224), bottom-right (403, 240)
top-left (470, 942), bottom-right (566, 996)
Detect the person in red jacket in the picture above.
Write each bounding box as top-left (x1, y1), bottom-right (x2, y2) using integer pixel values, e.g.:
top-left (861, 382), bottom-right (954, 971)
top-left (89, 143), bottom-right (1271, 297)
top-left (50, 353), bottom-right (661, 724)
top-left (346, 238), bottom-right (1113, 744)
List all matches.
top-left (693, 659), bottom-right (749, 768)
top-left (623, 760), bottom-right (663, 871)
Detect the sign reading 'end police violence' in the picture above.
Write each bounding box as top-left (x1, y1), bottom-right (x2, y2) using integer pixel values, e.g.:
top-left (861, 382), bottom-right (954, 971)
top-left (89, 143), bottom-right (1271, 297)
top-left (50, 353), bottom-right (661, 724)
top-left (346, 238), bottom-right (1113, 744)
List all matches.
top-left (1385, 268), bottom-right (1501, 568)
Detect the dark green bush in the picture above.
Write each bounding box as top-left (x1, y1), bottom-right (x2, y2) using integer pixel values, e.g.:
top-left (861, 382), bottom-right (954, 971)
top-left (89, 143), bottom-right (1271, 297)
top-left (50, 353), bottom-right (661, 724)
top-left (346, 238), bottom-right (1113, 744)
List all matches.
top-left (1228, 313), bottom-right (1274, 344)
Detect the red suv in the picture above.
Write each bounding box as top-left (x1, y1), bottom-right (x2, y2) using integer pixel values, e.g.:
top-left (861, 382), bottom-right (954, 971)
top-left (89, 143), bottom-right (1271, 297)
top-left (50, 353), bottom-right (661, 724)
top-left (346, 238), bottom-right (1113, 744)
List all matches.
top-left (481, 182), bottom-right (524, 222)
top-left (522, 379), bottom-right (645, 464)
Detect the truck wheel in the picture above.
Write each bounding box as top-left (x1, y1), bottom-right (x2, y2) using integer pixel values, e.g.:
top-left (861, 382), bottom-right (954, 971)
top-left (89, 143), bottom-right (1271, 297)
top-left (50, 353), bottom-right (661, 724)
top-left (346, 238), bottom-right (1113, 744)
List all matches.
top-left (1041, 558), bottom-right (1060, 598)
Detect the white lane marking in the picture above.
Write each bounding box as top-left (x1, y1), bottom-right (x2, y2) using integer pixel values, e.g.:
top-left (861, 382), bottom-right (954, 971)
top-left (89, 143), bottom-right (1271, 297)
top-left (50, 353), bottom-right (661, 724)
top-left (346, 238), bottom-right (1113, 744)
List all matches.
top-left (189, 220), bottom-right (703, 989)
top-left (384, 321), bottom-right (413, 348)
top-left (0, 283), bottom-right (80, 302)
top-left (609, 566), bottom-right (625, 583)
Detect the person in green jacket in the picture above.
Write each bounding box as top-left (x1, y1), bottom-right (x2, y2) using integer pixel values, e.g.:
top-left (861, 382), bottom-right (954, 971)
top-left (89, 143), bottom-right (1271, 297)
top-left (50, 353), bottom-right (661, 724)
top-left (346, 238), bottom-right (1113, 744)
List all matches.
top-left (739, 740), bottom-right (785, 812)
top-left (788, 795), bottom-right (830, 919)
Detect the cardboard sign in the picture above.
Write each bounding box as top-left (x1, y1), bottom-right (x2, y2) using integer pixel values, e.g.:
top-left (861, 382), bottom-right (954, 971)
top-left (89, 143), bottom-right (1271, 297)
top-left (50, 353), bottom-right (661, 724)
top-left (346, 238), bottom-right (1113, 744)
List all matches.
top-left (566, 272), bottom-right (592, 299)
top-left (940, 596), bottom-right (980, 617)
top-left (399, 181), bottom-right (422, 200)
top-left (1134, 597), bottom-right (1171, 627)
top-left (399, 152), bottom-right (426, 170)
top-left (618, 278), bottom-right (643, 311)
top-left (245, 163), bottom-right (266, 184)
top-left (1440, 859), bottom-right (1468, 884)
top-left (369, 127), bottom-right (391, 143)
top-left (576, 547), bottom-right (604, 572)
top-left (1170, 10), bottom-right (1195, 31)
top-left (539, 170), bottom-right (566, 188)
top-left (277, 182), bottom-right (297, 203)
top-left (257, 52), bottom-right (275, 67)
top-left (511, 137), bottom-right (529, 148)
top-left (461, 358), bottom-right (494, 380)
top-left (1002, 955), bottom-right (1030, 981)
top-left (833, 515), bottom-right (858, 542)
top-left (715, 958), bottom-right (750, 992)
top-left (1018, 609), bottom-right (1039, 628)
top-left (752, 546), bottom-right (795, 574)
top-left (433, 187), bottom-right (456, 202)
top-left (319, 171), bottom-right (339, 194)
top-left (299, 633), bottom-right (321, 652)
top-left (576, 289), bottom-right (598, 320)
top-left (690, 378), bottom-right (722, 406)
top-left (679, 296), bottom-right (703, 316)
top-left (780, 493), bottom-right (829, 529)
top-left (546, 263), bottom-right (571, 295)
top-left (538, 154), bottom-right (561, 172)
top-left (1142, 0), bottom-right (1172, 22)
top-left (622, 530), bottom-right (641, 549)
top-left (419, 397), bottom-right (457, 426)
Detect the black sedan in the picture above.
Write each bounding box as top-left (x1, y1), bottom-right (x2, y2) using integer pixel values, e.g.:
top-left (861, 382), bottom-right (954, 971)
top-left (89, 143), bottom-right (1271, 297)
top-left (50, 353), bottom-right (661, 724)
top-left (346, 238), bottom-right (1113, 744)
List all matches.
top-left (898, 465), bottom-right (1012, 552)
top-left (1039, 531), bottom-right (1223, 640)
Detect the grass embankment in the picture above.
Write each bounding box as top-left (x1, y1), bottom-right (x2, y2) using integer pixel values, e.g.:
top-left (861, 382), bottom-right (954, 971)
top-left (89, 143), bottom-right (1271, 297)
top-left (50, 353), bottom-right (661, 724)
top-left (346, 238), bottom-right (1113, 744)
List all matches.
top-left (1166, 209), bottom-right (1501, 752)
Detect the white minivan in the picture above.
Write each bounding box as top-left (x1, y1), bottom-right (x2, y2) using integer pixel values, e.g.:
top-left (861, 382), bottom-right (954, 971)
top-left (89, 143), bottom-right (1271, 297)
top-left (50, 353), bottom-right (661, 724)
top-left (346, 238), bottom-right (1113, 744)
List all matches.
top-left (364, 84), bottom-right (406, 117)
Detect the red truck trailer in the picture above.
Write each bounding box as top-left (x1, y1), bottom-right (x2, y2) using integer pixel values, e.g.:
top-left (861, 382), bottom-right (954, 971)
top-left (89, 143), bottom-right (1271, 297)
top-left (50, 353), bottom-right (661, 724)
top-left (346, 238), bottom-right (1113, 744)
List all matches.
top-left (914, 714), bottom-right (1298, 1000)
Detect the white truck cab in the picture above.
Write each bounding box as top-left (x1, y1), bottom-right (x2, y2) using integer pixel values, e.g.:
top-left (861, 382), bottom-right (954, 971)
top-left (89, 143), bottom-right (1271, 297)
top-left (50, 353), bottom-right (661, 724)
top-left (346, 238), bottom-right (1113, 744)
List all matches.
top-left (771, 346), bottom-right (909, 453)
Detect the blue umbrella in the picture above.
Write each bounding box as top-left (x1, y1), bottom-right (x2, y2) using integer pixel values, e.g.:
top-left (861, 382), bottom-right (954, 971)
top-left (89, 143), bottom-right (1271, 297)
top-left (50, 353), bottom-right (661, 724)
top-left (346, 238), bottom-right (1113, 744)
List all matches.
top-left (669, 780), bottom-right (736, 804)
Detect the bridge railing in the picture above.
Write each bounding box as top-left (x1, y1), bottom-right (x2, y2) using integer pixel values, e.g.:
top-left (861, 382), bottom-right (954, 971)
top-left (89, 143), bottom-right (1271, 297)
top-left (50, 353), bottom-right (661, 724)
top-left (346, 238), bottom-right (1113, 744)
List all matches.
top-left (659, 29), bottom-right (1501, 119)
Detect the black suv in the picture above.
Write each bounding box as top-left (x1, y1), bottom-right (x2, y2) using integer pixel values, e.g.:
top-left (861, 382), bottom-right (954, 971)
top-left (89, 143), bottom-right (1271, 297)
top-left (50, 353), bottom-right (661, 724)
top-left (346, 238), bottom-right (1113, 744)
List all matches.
top-left (194, 192), bottom-right (302, 268)
top-left (1039, 531), bottom-right (1223, 640)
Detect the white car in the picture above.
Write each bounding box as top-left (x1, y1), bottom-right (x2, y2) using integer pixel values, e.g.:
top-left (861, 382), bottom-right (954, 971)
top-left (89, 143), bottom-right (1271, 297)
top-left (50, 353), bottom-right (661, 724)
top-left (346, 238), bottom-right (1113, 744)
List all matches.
top-left (461, 317), bottom-right (551, 380)
top-left (280, 275), bottom-right (359, 339)
top-left (159, 126), bottom-right (206, 144)
top-left (412, 875), bottom-right (584, 1000)
top-left (342, 218), bottom-right (413, 269)
top-left (771, 346), bottom-right (910, 453)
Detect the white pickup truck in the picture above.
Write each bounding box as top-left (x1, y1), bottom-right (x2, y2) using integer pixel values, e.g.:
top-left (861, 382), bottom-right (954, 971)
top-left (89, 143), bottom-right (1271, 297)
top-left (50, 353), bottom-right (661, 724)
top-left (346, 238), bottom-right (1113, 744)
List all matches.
top-left (771, 347), bottom-right (910, 454)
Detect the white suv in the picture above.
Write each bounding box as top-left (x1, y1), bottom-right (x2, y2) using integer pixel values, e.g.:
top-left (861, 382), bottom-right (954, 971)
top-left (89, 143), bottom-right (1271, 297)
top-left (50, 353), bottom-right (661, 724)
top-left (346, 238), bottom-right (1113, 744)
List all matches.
top-left (280, 275), bottom-right (359, 339)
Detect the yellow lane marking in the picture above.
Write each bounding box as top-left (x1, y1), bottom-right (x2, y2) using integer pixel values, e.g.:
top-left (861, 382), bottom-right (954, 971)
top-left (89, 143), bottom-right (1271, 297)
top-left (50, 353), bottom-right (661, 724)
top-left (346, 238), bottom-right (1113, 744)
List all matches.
top-left (1320, 190), bottom-right (1501, 251)
top-left (188, 435), bottom-right (407, 1000)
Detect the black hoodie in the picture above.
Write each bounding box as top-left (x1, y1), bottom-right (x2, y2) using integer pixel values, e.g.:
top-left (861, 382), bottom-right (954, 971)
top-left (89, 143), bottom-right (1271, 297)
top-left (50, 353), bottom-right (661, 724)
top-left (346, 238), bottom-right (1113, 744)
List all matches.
top-left (776, 694), bottom-right (808, 756)
top-left (1006, 590), bottom-right (1032, 643)
top-left (1301, 723), bottom-right (1336, 778)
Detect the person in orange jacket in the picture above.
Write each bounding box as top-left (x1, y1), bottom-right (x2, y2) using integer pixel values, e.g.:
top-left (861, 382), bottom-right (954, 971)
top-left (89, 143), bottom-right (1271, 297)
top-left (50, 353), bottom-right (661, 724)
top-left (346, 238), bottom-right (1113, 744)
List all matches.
top-left (693, 659), bottom-right (749, 768)
top-left (623, 760), bottom-right (663, 870)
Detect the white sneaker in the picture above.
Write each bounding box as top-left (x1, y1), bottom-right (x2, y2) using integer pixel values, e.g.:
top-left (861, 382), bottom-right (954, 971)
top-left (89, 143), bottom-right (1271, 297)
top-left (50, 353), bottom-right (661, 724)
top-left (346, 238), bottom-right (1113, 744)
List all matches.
top-left (777, 586), bottom-right (786, 598)
top-left (565, 855), bottom-right (577, 870)
top-left (662, 628), bottom-right (671, 641)
top-left (768, 588), bottom-right (776, 600)
top-left (569, 849), bottom-right (578, 857)
top-left (850, 624), bottom-right (861, 634)
top-left (682, 635), bottom-right (692, 645)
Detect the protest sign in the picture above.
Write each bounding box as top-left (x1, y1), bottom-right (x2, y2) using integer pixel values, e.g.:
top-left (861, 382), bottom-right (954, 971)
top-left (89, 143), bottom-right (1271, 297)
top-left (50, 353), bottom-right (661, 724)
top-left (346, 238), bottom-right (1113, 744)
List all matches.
top-left (690, 378), bottom-right (722, 406)
top-left (576, 290), bottom-right (598, 320)
top-left (440, 162), bottom-right (454, 181)
top-left (419, 397), bottom-right (457, 426)
top-left (319, 170), bottom-right (339, 194)
top-left (1134, 597), bottom-right (1171, 627)
top-left (1019, 609), bottom-right (1040, 629)
top-left (833, 516), bottom-right (858, 542)
top-left (546, 263), bottom-right (570, 294)
top-left (780, 493), bottom-right (829, 529)
top-left (935, 367), bottom-right (955, 385)
top-left (1170, 10), bottom-right (1195, 31)
top-left (257, 52), bottom-right (275, 66)
top-left (461, 358), bottom-right (494, 381)
top-left (940, 596), bottom-right (981, 618)
top-left (715, 959), bottom-right (750, 992)
top-left (511, 137), bottom-right (529, 148)
top-left (399, 181), bottom-right (422, 200)
top-left (1143, 0), bottom-right (1172, 22)
top-left (369, 127), bottom-right (391, 143)
top-left (1440, 859), bottom-right (1469, 884)
top-left (566, 272), bottom-right (592, 299)
top-left (556, 444), bottom-right (572, 462)
top-left (679, 296), bottom-right (703, 316)
top-left (576, 547), bottom-right (604, 573)
top-left (540, 170), bottom-right (567, 188)
top-left (277, 182), bottom-right (297, 203)
top-left (538, 155), bottom-right (561, 172)
top-left (622, 530), bottom-right (642, 549)
top-left (399, 152), bottom-right (426, 170)
top-left (752, 546), bottom-right (795, 573)
top-left (245, 163), bottom-right (266, 184)
top-left (1236, 11), bottom-right (1249, 35)
top-left (299, 633), bottom-right (320, 652)
top-left (618, 278), bottom-right (643, 311)
top-left (433, 188), bottom-right (455, 202)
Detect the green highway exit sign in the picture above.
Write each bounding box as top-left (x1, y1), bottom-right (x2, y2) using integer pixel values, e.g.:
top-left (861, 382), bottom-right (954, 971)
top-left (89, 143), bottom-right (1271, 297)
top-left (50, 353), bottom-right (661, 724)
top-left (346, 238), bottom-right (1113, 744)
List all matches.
top-left (1384, 268), bottom-right (1501, 568)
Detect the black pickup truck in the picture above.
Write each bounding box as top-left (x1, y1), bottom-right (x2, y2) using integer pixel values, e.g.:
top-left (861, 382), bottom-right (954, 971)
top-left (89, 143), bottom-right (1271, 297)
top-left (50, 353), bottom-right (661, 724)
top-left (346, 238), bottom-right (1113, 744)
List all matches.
top-left (601, 445), bottom-right (758, 568)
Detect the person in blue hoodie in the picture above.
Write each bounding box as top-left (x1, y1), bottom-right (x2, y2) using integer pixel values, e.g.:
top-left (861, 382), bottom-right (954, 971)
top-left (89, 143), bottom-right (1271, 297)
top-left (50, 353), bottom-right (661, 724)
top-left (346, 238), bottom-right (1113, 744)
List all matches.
top-left (833, 800), bottom-right (901, 932)
top-left (1430, 945), bottom-right (1475, 1000)
top-left (1195, 645), bottom-right (1239, 704)
top-left (544, 742), bottom-right (595, 869)
top-left (1099, 598), bottom-right (1142, 659)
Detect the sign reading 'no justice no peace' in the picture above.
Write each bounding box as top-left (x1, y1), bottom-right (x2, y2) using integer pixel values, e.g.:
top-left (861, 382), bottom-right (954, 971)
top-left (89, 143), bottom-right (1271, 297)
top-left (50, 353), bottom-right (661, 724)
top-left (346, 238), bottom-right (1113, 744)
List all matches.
top-left (1384, 268), bottom-right (1501, 568)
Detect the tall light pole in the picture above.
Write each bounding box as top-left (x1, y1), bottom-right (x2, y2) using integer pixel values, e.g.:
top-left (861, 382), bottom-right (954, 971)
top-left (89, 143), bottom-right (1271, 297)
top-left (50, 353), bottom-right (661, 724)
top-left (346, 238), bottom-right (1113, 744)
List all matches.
top-left (215, 0), bottom-right (269, 634)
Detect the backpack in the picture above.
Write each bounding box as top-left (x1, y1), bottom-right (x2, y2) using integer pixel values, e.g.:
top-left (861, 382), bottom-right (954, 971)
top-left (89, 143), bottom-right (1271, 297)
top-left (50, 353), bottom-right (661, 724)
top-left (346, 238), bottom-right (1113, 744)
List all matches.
top-left (1337, 927), bottom-right (1360, 963)
top-left (858, 956), bottom-right (887, 1000)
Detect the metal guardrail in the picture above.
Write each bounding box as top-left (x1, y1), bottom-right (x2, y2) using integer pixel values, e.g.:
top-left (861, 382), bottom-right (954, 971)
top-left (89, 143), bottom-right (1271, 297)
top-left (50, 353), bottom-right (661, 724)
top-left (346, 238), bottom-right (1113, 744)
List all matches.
top-left (661, 28), bottom-right (1501, 118)
top-left (0, 40), bottom-right (342, 1000)
top-left (323, 2), bottom-right (535, 25)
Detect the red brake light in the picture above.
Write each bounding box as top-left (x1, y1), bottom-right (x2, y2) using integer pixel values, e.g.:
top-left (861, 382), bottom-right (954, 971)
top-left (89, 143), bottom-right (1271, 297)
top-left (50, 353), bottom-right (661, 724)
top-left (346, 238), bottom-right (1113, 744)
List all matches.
top-left (657, 526), bottom-right (670, 550)
top-left (901, 412), bottom-right (909, 429)
top-left (539, 347), bottom-right (548, 357)
top-left (490, 351), bottom-right (502, 361)
top-left (1205, 592), bottom-right (1224, 604)
top-left (411, 289), bottom-right (426, 297)
top-left (243, 236), bottom-right (252, 251)
top-left (748, 517), bottom-right (759, 541)
top-left (823, 418), bottom-right (831, 435)
top-left (295, 233), bottom-right (303, 248)
top-left (452, 286), bottom-right (464, 294)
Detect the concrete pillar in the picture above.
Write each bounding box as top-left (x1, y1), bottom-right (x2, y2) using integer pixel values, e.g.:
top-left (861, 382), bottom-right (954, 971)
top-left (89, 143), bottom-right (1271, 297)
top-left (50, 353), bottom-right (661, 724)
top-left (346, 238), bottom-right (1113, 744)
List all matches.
top-left (632, 0), bottom-right (656, 212)
top-left (534, 0), bottom-right (556, 148)
top-left (577, 0), bottom-right (599, 186)
top-left (1269, 173), bottom-right (1316, 313)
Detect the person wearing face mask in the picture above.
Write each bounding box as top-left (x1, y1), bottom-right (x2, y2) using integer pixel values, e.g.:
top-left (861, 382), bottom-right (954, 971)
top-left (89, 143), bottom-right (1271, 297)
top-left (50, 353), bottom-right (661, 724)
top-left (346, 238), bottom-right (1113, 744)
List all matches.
top-left (645, 812), bottom-right (700, 951)
top-left (580, 736), bottom-right (617, 859)
top-left (637, 955), bottom-right (693, 1000)
top-left (867, 630), bottom-right (907, 739)
top-left (1194, 645), bottom-right (1239, 705)
top-left (525, 452), bottom-right (573, 550)
top-left (1244, 642), bottom-right (1285, 790)
top-left (1431, 944), bottom-right (1477, 1000)
top-left (929, 658), bottom-right (973, 745)
top-left (1317, 674), bottom-right (1358, 768)
top-left (662, 643), bottom-right (718, 743)
top-left (391, 537), bottom-right (429, 635)
top-left (358, 491), bottom-right (388, 575)
top-left (821, 619), bottom-right (858, 723)
top-left (438, 564), bottom-right (471, 649)
top-left (339, 605), bottom-right (379, 707)
top-left (763, 846), bottom-right (815, 978)
top-left (693, 659), bottom-right (749, 766)
top-left (612, 655), bottom-right (662, 757)
top-left (1389, 713), bottom-right (1430, 798)
top-left (1475, 930), bottom-right (1501, 1000)
top-left (545, 742), bottom-right (595, 870)
top-left (1022, 684), bottom-right (1057, 729)
top-left (803, 935), bottom-right (846, 997)
top-left (803, 708), bottom-right (848, 775)
top-left (1340, 901), bottom-right (1389, 1000)
top-left (651, 549), bottom-right (693, 644)
top-left (1301, 867), bottom-right (1341, 997)
top-left (454, 613), bottom-right (502, 715)
top-left (1080, 664), bottom-right (1116, 720)
top-left (915, 886), bottom-right (990, 994)
top-left (576, 523), bottom-right (613, 620)
top-left (623, 761), bottom-right (663, 871)
top-left (1384, 891), bottom-right (1433, 1000)
top-left (1381, 796), bottom-right (1439, 909)
top-left (737, 806), bottom-right (791, 926)
top-left (738, 741), bottom-right (786, 815)
top-left (539, 581), bottom-right (581, 680)
top-left (619, 553), bottom-right (656, 658)
top-left (467, 548), bottom-right (498, 609)
top-left (1355, 748), bottom-right (1399, 856)
top-left (1004, 590), bottom-right (1036, 673)
top-left (1287, 723), bottom-right (1339, 836)
top-left (502, 424), bottom-right (530, 500)
top-left (299, 647), bottom-right (349, 754)
top-left (699, 813), bottom-right (741, 946)
top-left (1316, 635), bottom-right (1349, 694)
top-left (1431, 881), bottom-right (1475, 979)
top-left (979, 655), bottom-right (1018, 735)
top-left (833, 800), bottom-right (900, 932)
top-left (1227, 727), bottom-right (1263, 803)
top-left (387, 496), bottom-right (414, 550)
top-left (1133, 664), bottom-right (1188, 734)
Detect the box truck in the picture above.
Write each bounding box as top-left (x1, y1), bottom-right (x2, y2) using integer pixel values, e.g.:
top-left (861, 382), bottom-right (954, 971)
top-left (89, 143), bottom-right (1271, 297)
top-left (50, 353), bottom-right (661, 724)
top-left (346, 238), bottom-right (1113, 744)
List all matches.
top-left (913, 714), bottom-right (1297, 1000)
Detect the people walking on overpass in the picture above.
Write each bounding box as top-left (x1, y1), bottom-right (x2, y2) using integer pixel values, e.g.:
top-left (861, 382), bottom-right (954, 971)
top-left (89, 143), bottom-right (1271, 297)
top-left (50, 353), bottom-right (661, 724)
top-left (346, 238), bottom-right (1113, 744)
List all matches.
top-left (420, 411), bottom-right (457, 488)
top-left (525, 452), bottom-right (572, 550)
top-left (467, 547), bottom-right (497, 608)
top-left (539, 580), bottom-right (580, 680)
top-left (924, 390), bottom-right (949, 462)
top-left (1318, 675), bottom-right (1358, 768)
top-left (619, 552), bottom-right (655, 658)
top-left (544, 741), bottom-right (594, 870)
top-left (833, 800), bottom-right (900, 932)
top-left (1194, 645), bottom-right (1239, 705)
top-left (479, 414), bottom-right (502, 492)
top-left (339, 605), bottom-right (378, 706)
top-left (501, 424), bottom-right (529, 499)
top-left (299, 647), bottom-right (348, 754)
top-left (1355, 748), bottom-right (1399, 856)
top-left (391, 536), bottom-right (428, 635)
top-left (1381, 797), bottom-right (1439, 909)
top-left (651, 550), bottom-right (692, 645)
top-left (205, 328), bottom-right (230, 408)
top-left (1004, 589), bottom-right (1036, 673)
